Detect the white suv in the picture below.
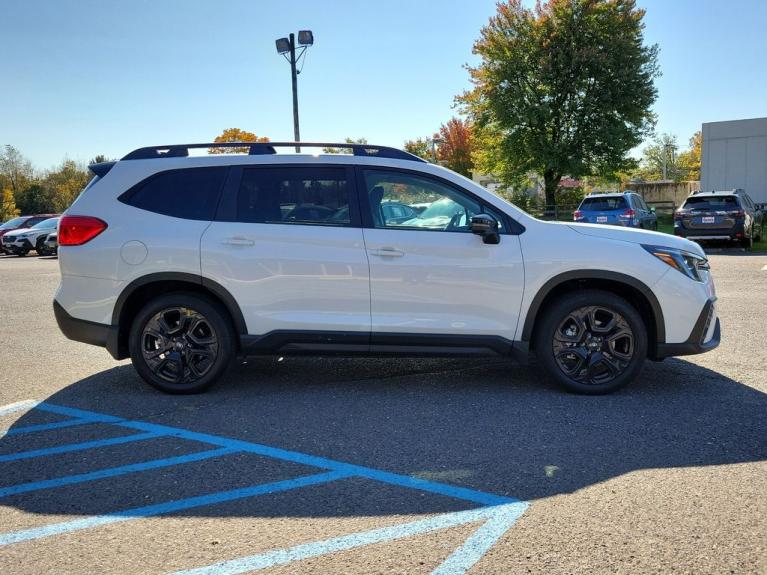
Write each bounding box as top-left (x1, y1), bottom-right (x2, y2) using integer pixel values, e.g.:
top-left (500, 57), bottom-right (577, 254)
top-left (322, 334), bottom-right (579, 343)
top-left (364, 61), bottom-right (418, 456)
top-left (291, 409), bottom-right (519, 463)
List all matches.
top-left (54, 142), bottom-right (720, 394)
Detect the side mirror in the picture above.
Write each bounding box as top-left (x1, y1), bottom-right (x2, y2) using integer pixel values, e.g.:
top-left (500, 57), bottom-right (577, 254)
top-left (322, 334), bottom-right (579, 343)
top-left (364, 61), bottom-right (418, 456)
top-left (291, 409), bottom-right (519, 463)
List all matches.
top-left (650, 207), bottom-right (656, 213)
top-left (470, 213), bottom-right (500, 244)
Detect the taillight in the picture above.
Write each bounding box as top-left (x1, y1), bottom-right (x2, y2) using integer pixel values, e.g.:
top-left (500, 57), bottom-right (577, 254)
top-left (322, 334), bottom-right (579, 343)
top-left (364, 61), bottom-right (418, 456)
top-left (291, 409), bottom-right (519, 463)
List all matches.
top-left (727, 209), bottom-right (745, 217)
top-left (573, 210), bottom-right (583, 220)
top-left (58, 215), bottom-right (108, 246)
top-left (674, 211), bottom-right (685, 221)
top-left (625, 209), bottom-right (636, 218)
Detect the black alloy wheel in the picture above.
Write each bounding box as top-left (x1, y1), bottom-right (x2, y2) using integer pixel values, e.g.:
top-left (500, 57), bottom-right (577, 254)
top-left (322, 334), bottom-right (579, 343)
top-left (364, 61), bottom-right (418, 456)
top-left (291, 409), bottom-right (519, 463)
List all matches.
top-left (129, 293), bottom-right (235, 393)
top-left (535, 290), bottom-right (647, 394)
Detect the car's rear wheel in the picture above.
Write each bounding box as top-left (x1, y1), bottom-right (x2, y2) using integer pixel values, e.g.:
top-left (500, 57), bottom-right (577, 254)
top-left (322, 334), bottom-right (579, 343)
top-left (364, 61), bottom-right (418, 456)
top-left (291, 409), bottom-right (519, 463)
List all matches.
top-left (128, 293), bottom-right (235, 394)
top-left (534, 290), bottom-right (647, 394)
top-left (741, 233), bottom-right (753, 249)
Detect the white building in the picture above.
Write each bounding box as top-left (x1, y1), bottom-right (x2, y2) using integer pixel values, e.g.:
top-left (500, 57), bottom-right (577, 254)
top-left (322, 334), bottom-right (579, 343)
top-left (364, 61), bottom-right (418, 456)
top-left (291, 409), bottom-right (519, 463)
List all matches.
top-left (701, 117), bottom-right (767, 203)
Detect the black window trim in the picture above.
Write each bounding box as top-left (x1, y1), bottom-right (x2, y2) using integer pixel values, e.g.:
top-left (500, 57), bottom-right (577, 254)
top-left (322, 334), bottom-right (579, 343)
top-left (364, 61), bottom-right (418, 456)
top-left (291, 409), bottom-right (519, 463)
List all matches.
top-left (214, 163), bottom-right (361, 228)
top-left (118, 165), bottom-right (230, 221)
top-left (353, 165), bottom-right (524, 235)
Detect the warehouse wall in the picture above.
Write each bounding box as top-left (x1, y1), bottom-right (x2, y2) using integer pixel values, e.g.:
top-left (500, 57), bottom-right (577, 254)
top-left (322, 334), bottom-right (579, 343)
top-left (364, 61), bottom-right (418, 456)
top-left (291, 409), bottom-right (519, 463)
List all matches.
top-left (701, 117), bottom-right (767, 203)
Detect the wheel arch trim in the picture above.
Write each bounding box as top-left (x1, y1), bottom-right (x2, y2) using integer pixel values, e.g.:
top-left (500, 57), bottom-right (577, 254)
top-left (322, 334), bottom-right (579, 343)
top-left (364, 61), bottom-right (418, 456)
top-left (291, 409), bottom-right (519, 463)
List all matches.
top-left (111, 272), bottom-right (248, 335)
top-left (520, 270), bottom-right (666, 344)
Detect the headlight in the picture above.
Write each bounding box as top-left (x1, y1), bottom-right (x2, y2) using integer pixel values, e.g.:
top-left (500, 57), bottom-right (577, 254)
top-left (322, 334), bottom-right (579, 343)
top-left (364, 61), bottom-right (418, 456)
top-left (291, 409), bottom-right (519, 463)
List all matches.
top-left (642, 245), bottom-right (709, 282)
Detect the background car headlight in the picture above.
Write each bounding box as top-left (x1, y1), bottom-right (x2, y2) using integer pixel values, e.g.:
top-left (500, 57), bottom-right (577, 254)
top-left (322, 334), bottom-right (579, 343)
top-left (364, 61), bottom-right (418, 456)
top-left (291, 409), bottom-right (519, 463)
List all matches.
top-left (642, 245), bottom-right (709, 282)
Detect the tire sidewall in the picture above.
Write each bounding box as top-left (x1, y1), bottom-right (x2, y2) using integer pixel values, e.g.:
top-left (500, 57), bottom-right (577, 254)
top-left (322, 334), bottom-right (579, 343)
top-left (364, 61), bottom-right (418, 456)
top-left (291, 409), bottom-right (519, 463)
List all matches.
top-left (534, 290), bottom-right (648, 395)
top-left (128, 292), bottom-right (235, 394)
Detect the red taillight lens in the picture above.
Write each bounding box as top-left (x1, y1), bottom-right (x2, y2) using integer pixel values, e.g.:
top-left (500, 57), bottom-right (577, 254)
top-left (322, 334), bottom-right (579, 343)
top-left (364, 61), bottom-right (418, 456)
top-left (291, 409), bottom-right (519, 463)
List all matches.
top-left (674, 211), bottom-right (684, 221)
top-left (58, 215), bottom-right (107, 246)
top-left (573, 210), bottom-right (583, 220)
top-left (727, 209), bottom-right (745, 217)
top-left (625, 209), bottom-right (636, 217)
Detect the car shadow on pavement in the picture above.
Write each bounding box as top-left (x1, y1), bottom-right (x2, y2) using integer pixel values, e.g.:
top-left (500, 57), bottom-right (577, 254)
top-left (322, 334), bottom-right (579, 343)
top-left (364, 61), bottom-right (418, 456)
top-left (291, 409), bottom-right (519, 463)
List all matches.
top-left (2, 356), bottom-right (766, 520)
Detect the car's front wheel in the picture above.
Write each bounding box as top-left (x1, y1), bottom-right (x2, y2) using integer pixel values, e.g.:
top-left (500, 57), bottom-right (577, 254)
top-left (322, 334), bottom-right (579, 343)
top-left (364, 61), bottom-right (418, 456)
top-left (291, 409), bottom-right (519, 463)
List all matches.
top-left (534, 290), bottom-right (647, 394)
top-left (128, 293), bottom-right (235, 394)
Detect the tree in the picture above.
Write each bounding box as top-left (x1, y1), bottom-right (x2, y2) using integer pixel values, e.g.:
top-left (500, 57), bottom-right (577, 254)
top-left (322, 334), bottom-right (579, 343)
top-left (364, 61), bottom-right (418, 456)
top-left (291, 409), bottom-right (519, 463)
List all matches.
top-left (323, 137), bottom-right (368, 154)
top-left (677, 130), bottom-right (702, 181)
top-left (15, 183), bottom-right (56, 214)
top-left (459, 0), bottom-right (659, 207)
top-left (403, 138), bottom-right (431, 161)
top-left (0, 188), bottom-right (19, 222)
top-left (436, 117), bottom-right (474, 177)
top-left (635, 133), bottom-right (680, 181)
top-left (90, 155), bottom-right (112, 164)
top-left (43, 160), bottom-right (90, 212)
top-left (208, 128), bottom-right (269, 154)
top-left (0, 145), bottom-right (35, 197)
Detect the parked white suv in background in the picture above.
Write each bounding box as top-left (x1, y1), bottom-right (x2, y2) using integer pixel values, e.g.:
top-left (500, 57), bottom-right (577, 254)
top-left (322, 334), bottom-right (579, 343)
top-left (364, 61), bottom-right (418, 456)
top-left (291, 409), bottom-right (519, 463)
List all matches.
top-left (54, 142), bottom-right (720, 394)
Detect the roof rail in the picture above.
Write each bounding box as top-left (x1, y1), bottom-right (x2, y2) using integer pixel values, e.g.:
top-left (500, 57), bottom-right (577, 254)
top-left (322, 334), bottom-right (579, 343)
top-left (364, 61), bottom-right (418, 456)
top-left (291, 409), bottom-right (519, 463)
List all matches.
top-left (121, 142), bottom-right (426, 163)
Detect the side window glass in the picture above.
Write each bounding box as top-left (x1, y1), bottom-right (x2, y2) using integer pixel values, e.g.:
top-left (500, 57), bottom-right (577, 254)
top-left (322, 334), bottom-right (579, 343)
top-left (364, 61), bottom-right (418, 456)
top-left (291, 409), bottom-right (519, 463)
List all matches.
top-left (120, 167), bottom-right (227, 220)
top-left (363, 170), bottom-right (502, 232)
top-left (237, 167), bottom-right (350, 225)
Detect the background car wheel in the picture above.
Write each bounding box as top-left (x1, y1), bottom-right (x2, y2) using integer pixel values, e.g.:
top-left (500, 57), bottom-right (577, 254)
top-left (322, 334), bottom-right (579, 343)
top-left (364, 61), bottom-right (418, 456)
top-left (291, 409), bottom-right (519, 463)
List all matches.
top-left (534, 289), bottom-right (647, 394)
top-left (15, 249), bottom-right (28, 257)
top-left (128, 292), bottom-right (235, 394)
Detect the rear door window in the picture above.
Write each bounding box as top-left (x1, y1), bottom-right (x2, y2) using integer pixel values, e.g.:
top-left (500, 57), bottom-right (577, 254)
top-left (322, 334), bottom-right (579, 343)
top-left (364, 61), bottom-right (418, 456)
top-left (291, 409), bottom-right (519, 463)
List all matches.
top-left (120, 167), bottom-right (228, 220)
top-left (580, 197), bottom-right (627, 211)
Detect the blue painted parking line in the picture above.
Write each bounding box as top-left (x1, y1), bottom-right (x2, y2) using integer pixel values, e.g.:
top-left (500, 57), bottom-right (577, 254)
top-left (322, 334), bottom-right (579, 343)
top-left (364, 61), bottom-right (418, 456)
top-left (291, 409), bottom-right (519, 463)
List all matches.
top-left (0, 430), bottom-right (163, 463)
top-left (3, 418), bottom-right (95, 436)
top-left (0, 401), bottom-right (529, 574)
top-left (0, 446), bottom-right (238, 498)
top-left (0, 470), bottom-right (351, 546)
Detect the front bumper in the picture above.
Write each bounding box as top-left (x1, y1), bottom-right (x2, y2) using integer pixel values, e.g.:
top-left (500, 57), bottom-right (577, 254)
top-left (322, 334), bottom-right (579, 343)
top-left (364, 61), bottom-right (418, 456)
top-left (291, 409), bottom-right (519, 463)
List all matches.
top-left (53, 300), bottom-right (121, 359)
top-left (655, 298), bottom-right (720, 358)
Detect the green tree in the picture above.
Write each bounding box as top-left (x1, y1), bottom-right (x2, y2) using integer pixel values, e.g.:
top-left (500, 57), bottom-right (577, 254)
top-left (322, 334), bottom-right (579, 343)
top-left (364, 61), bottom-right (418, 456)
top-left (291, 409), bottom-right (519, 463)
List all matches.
top-left (43, 160), bottom-right (90, 212)
top-left (208, 128), bottom-right (269, 154)
top-left (322, 137), bottom-right (368, 154)
top-left (635, 133), bottom-right (680, 181)
top-left (403, 138), bottom-right (432, 161)
top-left (15, 183), bottom-right (56, 214)
top-left (0, 145), bottom-right (35, 197)
top-left (0, 188), bottom-right (19, 221)
top-left (90, 155), bottom-right (113, 164)
top-left (459, 0), bottom-right (659, 207)
top-left (436, 118), bottom-right (474, 177)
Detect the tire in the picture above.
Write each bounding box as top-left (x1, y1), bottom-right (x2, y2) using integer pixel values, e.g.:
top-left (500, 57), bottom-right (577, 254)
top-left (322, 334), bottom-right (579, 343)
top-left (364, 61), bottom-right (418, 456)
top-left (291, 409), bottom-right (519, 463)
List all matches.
top-left (741, 233), bottom-right (753, 249)
top-left (534, 289), bottom-right (648, 394)
top-left (128, 292), bottom-right (235, 394)
top-left (15, 249), bottom-right (29, 257)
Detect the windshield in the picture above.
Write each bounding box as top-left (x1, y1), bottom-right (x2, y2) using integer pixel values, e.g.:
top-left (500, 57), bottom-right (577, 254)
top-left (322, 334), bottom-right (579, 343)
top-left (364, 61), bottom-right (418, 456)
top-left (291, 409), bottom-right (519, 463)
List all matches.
top-left (32, 217), bottom-right (59, 229)
top-left (580, 197), bottom-right (627, 210)
top-left (682, 196), bottom-right (739, 210)
top-left (0, 216), bottom-right (27, 229)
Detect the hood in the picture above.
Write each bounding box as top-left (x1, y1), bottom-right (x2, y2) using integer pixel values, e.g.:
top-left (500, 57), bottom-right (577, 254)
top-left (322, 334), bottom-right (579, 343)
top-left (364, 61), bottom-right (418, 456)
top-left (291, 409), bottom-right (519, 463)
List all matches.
top-left (2, 228), bottom-right (29, 239)
top-left (566, 222), bottom-right (705, 256)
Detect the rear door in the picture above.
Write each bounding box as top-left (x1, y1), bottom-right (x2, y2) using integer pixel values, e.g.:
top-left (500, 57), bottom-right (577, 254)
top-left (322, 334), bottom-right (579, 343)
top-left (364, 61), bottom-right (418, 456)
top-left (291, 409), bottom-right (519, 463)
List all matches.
top-left (201, 165), bottom-right (371, 336)
top-left (580, 196), bottom-right (627, 225)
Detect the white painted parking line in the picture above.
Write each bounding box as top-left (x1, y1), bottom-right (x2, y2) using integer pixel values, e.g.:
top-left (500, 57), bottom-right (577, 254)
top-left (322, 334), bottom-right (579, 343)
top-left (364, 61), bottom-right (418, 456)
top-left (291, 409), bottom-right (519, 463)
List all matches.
top-left (761, 264), bottom-right (767, 271)
top-left (0, 400), bottom-right (39, 417)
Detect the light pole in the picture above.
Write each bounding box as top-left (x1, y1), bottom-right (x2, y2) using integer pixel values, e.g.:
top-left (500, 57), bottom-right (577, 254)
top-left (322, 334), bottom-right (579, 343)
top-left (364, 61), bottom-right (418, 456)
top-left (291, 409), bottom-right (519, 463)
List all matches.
top-left (275, 31), bottom-right (314, 152)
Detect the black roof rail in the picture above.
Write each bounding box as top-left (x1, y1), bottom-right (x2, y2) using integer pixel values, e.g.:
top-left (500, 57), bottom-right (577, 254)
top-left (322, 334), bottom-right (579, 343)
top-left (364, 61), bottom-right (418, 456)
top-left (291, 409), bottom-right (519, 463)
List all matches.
top-left (121, 142), bottom-right (426, 163)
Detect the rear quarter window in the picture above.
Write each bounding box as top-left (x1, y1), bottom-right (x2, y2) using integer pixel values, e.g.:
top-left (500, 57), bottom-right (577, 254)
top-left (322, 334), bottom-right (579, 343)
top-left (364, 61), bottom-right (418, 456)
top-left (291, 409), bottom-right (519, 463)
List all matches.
top-left (119, 167), bottom-right (228, 220)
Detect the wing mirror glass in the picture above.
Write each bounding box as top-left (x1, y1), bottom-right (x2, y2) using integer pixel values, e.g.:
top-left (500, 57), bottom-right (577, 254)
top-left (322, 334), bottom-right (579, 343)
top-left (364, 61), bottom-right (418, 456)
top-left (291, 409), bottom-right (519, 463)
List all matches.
top-left (470, 213), bottom-right (500, 244)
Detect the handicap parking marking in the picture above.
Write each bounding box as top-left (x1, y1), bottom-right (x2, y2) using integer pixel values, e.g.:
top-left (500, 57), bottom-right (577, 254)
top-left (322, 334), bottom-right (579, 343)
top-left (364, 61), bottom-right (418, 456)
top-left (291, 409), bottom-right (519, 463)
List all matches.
top-left (0, 401), bottom-right (529, 574)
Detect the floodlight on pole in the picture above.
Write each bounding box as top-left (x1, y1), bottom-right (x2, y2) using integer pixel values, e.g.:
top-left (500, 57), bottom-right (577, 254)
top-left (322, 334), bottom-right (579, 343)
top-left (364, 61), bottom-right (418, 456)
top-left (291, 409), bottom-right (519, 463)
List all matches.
top-left (275, 30), bottom-right (314, 152)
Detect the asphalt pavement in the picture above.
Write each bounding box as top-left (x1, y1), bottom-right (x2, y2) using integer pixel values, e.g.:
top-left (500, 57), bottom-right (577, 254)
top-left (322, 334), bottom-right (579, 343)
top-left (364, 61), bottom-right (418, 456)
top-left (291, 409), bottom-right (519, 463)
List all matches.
top-left (0, 252), bottom-right (765, 574)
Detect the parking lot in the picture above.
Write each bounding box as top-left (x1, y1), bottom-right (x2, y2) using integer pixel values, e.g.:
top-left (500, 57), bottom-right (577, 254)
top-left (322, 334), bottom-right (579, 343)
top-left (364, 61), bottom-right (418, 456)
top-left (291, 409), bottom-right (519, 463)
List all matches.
top-left (0, 253), bottom-right (765, 574)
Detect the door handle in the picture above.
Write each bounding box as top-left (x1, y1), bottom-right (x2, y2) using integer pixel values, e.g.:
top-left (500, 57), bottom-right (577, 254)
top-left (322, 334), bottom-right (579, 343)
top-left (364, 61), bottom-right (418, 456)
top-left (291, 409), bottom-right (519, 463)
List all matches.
top-left (223, 236), bottom-right (255, 247)
top-left (369, 247), bottom-right (405, 257)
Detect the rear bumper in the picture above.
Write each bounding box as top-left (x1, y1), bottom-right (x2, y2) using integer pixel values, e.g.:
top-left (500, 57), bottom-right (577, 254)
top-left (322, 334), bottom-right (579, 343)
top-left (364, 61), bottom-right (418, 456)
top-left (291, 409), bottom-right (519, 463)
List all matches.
top-left (53, 300), bottom-right (121, 359)
top-left (655, 298), bottom-right (720, 358)
top-left (675, 222), bottom-right (745, 240)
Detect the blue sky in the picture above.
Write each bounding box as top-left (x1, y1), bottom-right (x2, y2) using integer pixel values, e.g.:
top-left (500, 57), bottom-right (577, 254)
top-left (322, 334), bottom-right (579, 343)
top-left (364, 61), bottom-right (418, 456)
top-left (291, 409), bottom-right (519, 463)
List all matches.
top-left (2, 0), bottom-right (766, 168)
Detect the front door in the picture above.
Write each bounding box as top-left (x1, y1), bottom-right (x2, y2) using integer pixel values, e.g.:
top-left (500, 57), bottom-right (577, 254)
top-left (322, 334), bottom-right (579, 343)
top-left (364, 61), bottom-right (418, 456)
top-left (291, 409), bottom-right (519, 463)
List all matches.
top-left (359, 168), bottom-right (524, 343)
top-left (201, 165), bottom-right (370, 336)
